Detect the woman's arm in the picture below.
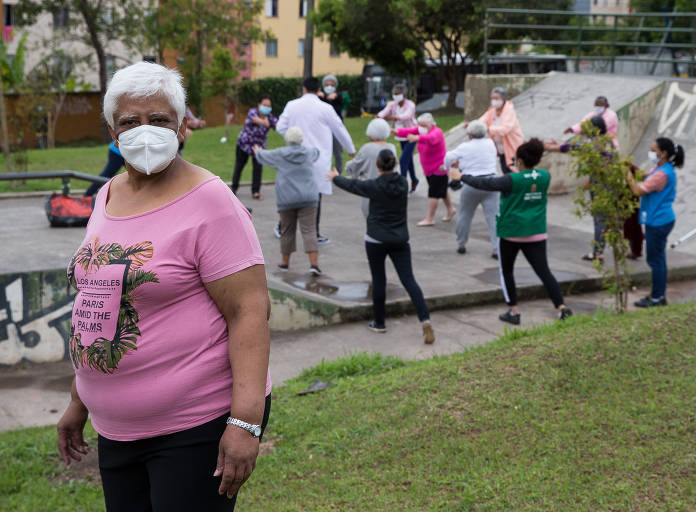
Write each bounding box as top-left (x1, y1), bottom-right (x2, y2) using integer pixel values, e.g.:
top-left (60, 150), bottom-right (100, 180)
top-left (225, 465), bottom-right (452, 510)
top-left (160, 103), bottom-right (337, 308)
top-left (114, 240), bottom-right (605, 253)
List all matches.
top-left (205, 265), bottom-right (270, 499)
top-left (376, 102), bottom-right (393, 119)
top-left (487, 105), bottom-right (519, 137)
top-left (395, 126), bottom-right (418, 138)
top-left (345, 147), bottom-right (368, 179)
top-left (449, 170), bottom-right (512, 194)
top-left (331, 173), bottom-right (378, 198)
top-left (57, 377), bottom-right (89, 466)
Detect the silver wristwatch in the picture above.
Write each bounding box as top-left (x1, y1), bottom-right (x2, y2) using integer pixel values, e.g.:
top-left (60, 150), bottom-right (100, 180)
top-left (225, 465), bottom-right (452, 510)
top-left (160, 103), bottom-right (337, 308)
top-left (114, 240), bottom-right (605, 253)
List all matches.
top-left (226, 417), bottom-right (262, 438)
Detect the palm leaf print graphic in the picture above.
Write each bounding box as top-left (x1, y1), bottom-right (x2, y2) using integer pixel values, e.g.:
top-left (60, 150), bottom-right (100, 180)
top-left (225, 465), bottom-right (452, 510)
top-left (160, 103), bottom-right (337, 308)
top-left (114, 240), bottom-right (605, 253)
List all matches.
top-left (70, 239), bottom-right (158, 373)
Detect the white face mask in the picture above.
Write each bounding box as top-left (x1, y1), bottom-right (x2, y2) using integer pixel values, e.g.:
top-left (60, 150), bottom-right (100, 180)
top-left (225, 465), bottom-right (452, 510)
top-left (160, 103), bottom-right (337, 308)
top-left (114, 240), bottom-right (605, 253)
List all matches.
top-left (491, 99), bottom-right (503, 109)
top-left (118, 124), bottom-right (180, 175)
top-left (594, 106), bottom-right (606, 115)
top-left (648, 150), bottom-right (659, 164)
top-left (393, 94), bottom-right (404, 103)
top-left (324, 85), bottom-right (336, 95)
top-left (418, 126), bottom-right (429, 135)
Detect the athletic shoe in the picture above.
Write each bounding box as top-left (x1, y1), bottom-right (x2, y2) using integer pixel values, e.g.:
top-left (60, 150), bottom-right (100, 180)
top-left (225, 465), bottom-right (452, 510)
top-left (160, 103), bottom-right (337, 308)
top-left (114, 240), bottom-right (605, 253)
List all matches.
top-left (317, 236), bottom-right (331, 245)
top-left (410, 179), bottom-right (419, 193)
top-left (368, 321), bottom-right (387, 333)
top-left (558, 307), bottom-right (573, 320)
top-left (491, 251), bottom-right (499, 260)
top-left (309, 265), bottom-right (322, 276)
top-left (273, 223), bottom-right (282, 239)
top-left (498, 310), bottom-right (521, 325)
top-left (634, 296), bottom-right (667, 308)
top-left (457, 246), bottom-right (467, 255)
top-left (422, 321), bottom-right (435, 344)
top-left (277, 264), bottom-right (289, 272)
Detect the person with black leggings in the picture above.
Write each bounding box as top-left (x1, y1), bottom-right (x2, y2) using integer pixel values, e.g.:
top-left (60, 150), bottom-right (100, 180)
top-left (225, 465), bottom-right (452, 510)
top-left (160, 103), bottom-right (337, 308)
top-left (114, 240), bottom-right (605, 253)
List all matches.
top-left (450, 138), bottom-right (573, 325)
top-left (329, 149), bottom-right (435, 344)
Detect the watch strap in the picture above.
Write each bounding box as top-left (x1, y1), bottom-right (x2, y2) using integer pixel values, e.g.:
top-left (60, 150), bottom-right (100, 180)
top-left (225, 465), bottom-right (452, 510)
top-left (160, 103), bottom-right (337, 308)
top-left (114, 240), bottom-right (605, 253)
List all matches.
top-left (226, 417), bottom-right (262, 438)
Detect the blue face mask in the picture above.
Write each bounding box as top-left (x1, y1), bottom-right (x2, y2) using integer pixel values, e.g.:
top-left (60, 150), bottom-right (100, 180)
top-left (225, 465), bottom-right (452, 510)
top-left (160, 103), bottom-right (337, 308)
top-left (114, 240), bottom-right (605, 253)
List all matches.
top-left (259, 105), bottom-right (272, 115)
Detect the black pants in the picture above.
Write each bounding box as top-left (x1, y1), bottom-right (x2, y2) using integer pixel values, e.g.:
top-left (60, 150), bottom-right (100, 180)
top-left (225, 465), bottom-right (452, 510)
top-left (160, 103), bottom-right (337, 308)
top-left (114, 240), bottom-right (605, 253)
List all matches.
top-left (316, 193), bottom-right (323, 237)
top-left (99, 394), bottom-right (271, 512)
top-left (365, 241), bottom-right (430, 325)
top-left (498, 154), bottom-right (513, 175)
top-left (498, 238), bottom-right (564, 308)
top-left (231, 145), bottom-right (263, 194)
top-left (85, 149), bottom-right (124, 196)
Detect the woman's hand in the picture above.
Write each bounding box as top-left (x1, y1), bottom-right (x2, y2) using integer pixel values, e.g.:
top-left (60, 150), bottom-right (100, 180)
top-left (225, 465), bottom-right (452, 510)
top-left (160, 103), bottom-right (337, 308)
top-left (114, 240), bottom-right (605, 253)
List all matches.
top-left (214, 425), bottom-right (260, 499)
top-left (57, 400), bottom-right (89, 466)
top-left (449, 168), bottom-right (463, 181)
top-left (327, 167), bottom-right (340, 181)
top-left (406, 133), bottom-right (419, 143)
top-left (251, 144), bottom-right (261, 154)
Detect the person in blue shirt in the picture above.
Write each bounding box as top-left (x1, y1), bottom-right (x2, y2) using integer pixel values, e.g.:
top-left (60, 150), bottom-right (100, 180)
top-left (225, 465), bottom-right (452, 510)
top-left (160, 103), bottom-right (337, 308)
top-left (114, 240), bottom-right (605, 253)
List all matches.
top-left (85, 142), bottom-right (125, 196)
top-left (626, 137), bottom-right (684, 307)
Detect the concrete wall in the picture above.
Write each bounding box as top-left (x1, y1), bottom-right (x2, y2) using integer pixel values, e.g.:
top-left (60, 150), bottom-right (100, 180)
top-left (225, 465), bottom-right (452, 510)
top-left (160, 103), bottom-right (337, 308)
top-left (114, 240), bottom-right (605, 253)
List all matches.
top-left (463, 73), bottom-right (548, 120)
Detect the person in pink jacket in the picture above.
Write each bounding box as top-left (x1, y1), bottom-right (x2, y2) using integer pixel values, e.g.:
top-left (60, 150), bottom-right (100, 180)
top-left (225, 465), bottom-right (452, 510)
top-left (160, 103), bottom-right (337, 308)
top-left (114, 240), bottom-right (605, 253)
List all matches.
top-left (564, 95), bottom-right (619, 149)
top-left (394, 113), bottom-right (455, 226)
top-left (477, 87), bottom-right (525, 174)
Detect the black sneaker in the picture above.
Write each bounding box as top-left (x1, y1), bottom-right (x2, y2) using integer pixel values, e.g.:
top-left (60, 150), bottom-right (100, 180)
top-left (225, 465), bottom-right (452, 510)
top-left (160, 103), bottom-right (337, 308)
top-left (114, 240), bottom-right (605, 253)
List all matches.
top-left (457, 246), bottom-right (467, 255)
top-left (499, 310), bottom-right (521, 325)
top-left (309, 265), bottom-right (322, 276)
top-left (273, 223), bottom-right (282, 239)
top-left (491, 251), bottom-right (499, 260)
top-left (634, 296), bottom-right (667, 308)
top-left (317, 235), bottom-right (331, 245)
top-left (368, 321), bottom-right (387, 333)
top-left (410, 179), bottom-right (419, 193)
top-left (277, 264), bottom-right (289, 272)
top-left (559, 307), bottom-right (573, 320)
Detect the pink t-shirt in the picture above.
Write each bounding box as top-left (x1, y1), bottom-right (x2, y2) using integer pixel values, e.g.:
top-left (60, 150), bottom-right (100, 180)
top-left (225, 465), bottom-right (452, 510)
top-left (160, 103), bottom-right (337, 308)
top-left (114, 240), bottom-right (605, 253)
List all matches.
top-left (395, 126), bottom-right (447, 176)
top-left (67, 176), bottom-right (271, 441)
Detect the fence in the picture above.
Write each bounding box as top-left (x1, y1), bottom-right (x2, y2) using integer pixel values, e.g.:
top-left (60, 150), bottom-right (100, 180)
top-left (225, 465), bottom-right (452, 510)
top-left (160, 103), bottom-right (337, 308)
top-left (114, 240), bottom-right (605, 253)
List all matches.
top-left (483, 8), bottom-right (696, 76)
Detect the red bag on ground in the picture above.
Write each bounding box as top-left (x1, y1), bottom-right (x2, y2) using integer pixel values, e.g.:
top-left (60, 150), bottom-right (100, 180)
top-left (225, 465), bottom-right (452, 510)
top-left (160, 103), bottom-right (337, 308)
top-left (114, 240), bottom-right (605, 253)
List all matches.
top-left (45, 193), bottom-right (94, 227)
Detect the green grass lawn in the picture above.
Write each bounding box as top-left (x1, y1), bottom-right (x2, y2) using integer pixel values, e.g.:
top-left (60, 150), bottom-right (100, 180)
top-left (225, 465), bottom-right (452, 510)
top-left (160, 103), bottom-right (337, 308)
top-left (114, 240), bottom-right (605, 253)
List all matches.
top-left (2, 304), bottom-right (696, 511)
top-left (0, 114), bottom-right (464, 194)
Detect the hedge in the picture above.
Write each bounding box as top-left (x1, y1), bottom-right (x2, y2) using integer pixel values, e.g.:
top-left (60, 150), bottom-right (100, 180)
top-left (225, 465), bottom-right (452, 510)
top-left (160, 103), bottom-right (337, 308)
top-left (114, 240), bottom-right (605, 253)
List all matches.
top-left (237, 74), bottom-right (365, 118)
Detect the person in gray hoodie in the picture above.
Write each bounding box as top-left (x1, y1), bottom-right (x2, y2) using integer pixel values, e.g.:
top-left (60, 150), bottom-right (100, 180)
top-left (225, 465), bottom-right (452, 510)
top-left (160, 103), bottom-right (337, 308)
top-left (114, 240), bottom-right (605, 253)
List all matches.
top-left (329, 149), bottom-right (435, 344)
top-left (253, 127), bottom-right (322, 275)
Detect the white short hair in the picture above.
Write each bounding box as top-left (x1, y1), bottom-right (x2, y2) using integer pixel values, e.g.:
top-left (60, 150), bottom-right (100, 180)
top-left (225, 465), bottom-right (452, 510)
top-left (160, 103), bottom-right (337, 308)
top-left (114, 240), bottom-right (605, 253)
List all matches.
top-left (285, 126), bottom-right (303, 145)
top-left (467, 120), bottom-right (488, 139)
top-left (365, 118), bottom-right (390, 140)
top-left (417, 112), bottom-right (436, 126)
top-left (103, 61), bottom-right (186, 128)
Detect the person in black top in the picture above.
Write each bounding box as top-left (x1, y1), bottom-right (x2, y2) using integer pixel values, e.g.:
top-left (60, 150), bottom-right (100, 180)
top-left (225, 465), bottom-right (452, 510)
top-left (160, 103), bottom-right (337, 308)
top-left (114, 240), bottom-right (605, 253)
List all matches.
top-left (328, 150), bottom-right (435, 344)
top-left (318, 74), bottom-right (346, 175)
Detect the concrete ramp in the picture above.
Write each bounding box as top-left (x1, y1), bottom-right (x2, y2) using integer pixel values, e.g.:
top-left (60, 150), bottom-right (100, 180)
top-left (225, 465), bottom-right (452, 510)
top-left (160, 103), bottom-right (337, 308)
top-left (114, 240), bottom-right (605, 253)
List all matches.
top-left (629, 80), bottom-right (696, 237)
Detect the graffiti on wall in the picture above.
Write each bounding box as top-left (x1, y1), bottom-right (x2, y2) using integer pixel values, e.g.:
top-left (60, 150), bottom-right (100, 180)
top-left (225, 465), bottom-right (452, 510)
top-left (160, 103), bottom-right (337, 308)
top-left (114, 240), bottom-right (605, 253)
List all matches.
top-left (0, 275), bottom-right (74, 365)
top-left (658, 82), bottom-right (696, 139)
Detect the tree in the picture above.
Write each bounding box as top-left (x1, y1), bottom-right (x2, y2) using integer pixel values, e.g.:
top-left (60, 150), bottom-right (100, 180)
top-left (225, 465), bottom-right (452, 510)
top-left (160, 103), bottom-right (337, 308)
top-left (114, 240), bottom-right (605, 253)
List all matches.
top-left (25, 50), bottom-right (90, 149)
top-left (570, 121), bottom-right (638, 313)
top-left (0, 32), bottom-right (28, 171)
top-left (314, 0), bottom-right (573, 108)
top-left (146, 0), bottom-right (270, 115)
top-left (202, 45), bottom-right (240, 141)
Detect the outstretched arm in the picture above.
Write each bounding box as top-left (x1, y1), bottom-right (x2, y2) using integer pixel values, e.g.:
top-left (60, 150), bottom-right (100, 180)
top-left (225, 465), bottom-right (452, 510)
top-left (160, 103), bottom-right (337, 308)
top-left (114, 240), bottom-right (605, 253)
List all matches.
top-left (449, 169), bottom-right (512, 194)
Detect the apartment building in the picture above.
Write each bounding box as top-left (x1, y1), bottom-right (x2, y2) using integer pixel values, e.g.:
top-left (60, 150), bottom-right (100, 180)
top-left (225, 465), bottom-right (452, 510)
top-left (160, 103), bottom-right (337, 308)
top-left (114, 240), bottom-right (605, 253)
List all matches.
top-left (251, 0), bottom-right (364, 79)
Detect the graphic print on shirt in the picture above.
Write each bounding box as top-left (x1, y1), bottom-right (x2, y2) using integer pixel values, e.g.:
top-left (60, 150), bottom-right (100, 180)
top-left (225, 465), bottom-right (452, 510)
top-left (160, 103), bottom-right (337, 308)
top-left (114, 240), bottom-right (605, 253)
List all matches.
top-left (67, 238), bottom-right (158, 373)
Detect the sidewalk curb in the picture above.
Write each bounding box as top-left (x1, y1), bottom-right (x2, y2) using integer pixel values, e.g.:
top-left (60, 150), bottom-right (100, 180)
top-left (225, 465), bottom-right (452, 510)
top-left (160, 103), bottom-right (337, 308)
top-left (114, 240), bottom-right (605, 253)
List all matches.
top-left (268, 264), bottom-right (696, 330)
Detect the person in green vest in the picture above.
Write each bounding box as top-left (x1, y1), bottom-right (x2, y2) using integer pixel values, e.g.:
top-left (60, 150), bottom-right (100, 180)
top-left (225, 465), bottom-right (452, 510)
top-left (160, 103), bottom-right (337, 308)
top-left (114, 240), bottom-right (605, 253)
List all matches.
top-left (448, 138), bottom-right (573, 325)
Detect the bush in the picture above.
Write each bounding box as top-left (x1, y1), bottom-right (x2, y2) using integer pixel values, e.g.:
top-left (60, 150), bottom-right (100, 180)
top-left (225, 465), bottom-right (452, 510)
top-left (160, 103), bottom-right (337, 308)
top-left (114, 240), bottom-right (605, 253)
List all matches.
top-left (237, 74), bottom-right (365, 118)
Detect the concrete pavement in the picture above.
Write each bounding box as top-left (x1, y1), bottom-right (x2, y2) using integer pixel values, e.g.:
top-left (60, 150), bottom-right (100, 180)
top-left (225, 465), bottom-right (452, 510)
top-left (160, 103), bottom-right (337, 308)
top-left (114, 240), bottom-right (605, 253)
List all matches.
top-left (2, 279), bottom-right (695, 433)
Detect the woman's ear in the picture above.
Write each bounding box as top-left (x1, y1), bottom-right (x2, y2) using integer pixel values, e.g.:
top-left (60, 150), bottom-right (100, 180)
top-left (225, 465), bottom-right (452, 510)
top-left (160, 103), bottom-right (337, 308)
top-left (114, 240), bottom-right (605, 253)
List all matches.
top-left (177, 117), bottom-right (188, 143)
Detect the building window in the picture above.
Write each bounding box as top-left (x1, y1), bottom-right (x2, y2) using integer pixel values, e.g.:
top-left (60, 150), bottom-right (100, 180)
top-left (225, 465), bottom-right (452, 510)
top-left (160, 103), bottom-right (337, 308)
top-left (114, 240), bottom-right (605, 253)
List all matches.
top-left (4, 4), bottom-right (14, 27)
top-left (298, 39), bottom-right (304, 58)
top-left (266, 38), bottom-right (278, 57)
top-left (299, 0), bottom-right (308, 17)
top-left (53, 7), bottom-right (70, 28)
top-left (329, 41), bottom-right (340, 57)
top-left (265, 0), bottom-right (278, 17)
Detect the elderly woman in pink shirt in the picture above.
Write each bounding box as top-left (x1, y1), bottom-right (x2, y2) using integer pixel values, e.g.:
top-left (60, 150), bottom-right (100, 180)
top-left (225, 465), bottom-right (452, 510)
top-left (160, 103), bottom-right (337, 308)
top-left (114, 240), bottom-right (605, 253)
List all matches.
top-left (477, 87), bottom-right (525, 174)
top-left (394, 112), bottom-right (455, 226)
top-left (564, 95), bottom-right (619, 149)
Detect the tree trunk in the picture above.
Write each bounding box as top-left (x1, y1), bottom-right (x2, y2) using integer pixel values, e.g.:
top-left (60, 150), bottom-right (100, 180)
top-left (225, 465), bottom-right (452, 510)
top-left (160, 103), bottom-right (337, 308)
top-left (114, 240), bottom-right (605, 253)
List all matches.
top-left (77, 0), bottom-right (109, 142)
top-left (48, 94), bottom-right (67, 150)
top-left (303, 0), bottom-right (315, 78)
top-left (0, 78), bottom-right (12, 172)
top-left (445, 62), bottom-right (458, 109)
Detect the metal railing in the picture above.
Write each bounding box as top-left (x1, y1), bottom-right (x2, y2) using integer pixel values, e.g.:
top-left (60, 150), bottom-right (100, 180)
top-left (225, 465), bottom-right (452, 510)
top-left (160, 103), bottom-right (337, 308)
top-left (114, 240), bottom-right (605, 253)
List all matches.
top-left (483, 8), bottom-right (696, 75)
top-left (0, 171), bottom-right (108, 195)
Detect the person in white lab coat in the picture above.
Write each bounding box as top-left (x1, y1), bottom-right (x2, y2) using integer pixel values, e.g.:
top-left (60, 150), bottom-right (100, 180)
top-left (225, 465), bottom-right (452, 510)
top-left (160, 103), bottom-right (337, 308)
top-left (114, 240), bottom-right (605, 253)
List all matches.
top-left (276, 76), bottom-right (356, 245)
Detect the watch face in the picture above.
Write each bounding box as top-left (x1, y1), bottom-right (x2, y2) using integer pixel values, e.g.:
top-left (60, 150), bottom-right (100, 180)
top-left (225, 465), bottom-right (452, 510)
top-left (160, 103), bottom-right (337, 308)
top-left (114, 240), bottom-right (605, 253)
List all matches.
top-left (253, 426), bottom-right (262, 437)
